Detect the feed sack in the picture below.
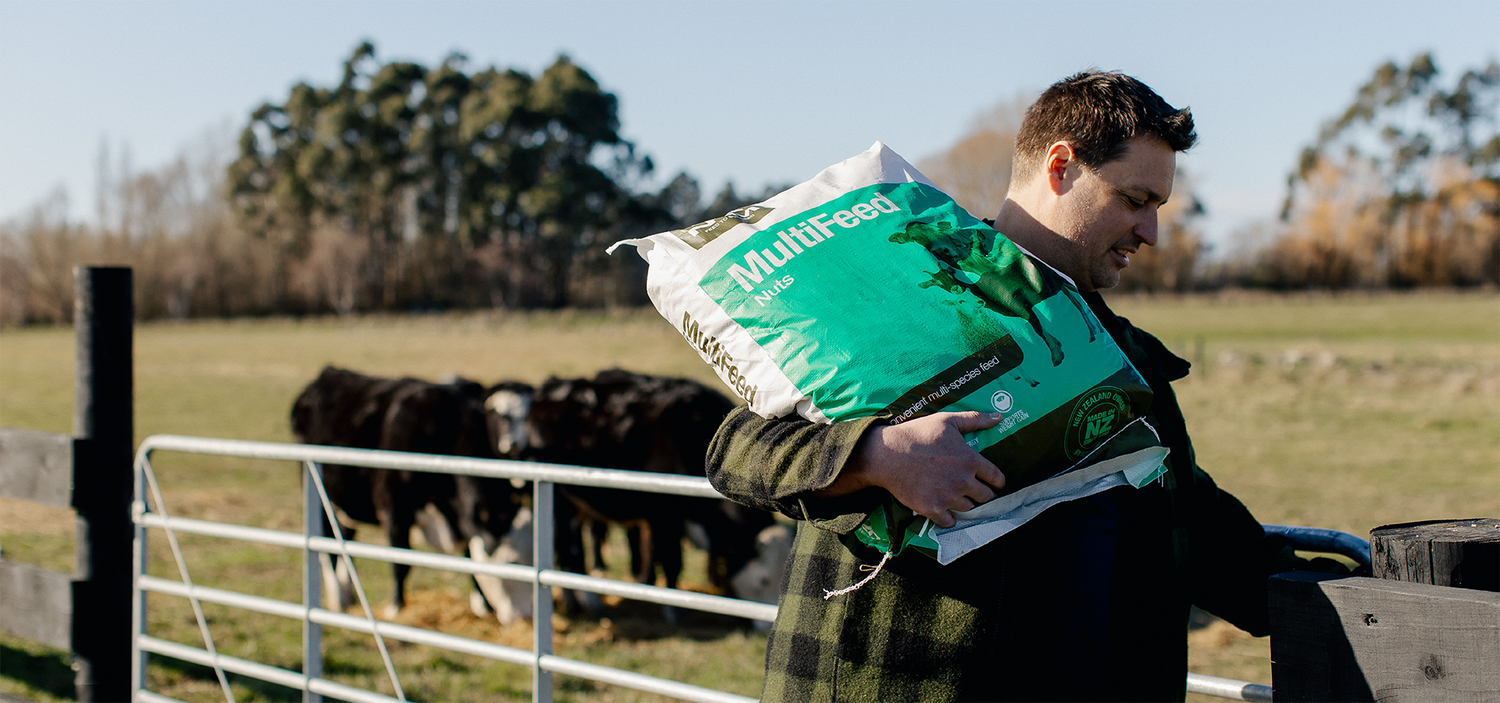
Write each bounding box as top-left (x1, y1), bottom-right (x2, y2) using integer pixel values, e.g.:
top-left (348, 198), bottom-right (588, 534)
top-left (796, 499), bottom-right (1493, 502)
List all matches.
top-left (609, 142), bottom-right (1168, 566)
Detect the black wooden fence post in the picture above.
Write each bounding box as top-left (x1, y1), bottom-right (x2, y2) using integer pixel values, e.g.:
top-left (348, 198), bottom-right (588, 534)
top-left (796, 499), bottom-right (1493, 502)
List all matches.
top-left (70, 266), bottom-right (134, 702)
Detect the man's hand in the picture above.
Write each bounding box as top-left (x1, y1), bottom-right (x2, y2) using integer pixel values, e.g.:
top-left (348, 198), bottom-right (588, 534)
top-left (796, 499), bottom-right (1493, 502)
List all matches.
top-left (811, 411), bottom-right (1006, 529)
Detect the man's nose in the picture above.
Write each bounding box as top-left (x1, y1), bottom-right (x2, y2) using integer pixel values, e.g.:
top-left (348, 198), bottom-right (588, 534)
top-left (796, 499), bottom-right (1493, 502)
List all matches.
top-left (1136, 210), bottom-right (1160, 247)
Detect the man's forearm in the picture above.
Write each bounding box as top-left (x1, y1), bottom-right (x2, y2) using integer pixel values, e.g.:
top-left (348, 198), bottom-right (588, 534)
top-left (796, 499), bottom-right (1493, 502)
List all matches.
top-left (707, 407), bottom-right (1009, 529)
top-left (704, 406), bottom-right (879, 520)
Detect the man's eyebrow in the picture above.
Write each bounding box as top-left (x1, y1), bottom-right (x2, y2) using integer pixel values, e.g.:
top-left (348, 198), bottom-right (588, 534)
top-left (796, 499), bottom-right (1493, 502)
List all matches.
top-left (1115, 183), bottom-right (1169, 206)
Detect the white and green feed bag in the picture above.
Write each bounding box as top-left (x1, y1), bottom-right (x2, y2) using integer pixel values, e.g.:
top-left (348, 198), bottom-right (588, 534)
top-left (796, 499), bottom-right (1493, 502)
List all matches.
top-left (610, 142), bottom-right (1168, 565)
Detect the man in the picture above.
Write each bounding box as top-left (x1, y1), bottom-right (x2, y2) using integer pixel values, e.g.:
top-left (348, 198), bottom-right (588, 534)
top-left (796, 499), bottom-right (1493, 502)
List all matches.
top-left (706, 71), bottom-right (1340, 702)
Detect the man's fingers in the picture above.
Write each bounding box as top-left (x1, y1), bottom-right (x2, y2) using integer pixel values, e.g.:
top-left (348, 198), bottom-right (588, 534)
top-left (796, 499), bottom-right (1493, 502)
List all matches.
top-left (917, 483), bottom-right (991, 529)
top-left (964, 483), bottom-right (997, 508)
top-left (856, 410), bottom-right (1011, 530)
top-left (944, 410), bottom-right (1006, 435)
top-left (975, 462), bottom-right (1007, 492)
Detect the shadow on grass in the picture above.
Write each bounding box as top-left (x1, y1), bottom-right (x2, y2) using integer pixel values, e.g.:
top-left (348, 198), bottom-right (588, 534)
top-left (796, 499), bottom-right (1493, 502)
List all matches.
top-left (579, 599), bottom-right (766, 642)
top-left (149, 655), bottom-right (302, 702)
top-left (0, 641), bottom-right (73, 701)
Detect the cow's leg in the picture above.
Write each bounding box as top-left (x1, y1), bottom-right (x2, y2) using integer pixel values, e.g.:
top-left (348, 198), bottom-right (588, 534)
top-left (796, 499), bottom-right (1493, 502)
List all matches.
top-left (379, 504), bottom-right (417, 620)
top-left (415, 503), bottom-right (457, 553)
top-left (626, 524), bottom-right (645, 580)
top-left (465, 533), bottom-right (495, 618)
top-left (652, 519), bottom-right (686, 624)
top-left (554, 498), bottom-right (602, 617)
top-left (1011, 366), bottom-right (1041, 388)
top-left (653, 521), bottom-right (685, 591)
top-left (320, 517), bottom-right (358, 611)
top-left (388, 530), bottom-right (414, 619)
top-left (631, 519), bottom-right (656, 585)
top-left (588, 520), bottom-right (609, 576)
top-left (989, 335), bottom-right (1040, 388)
top-left (628, 519), bottom-right (680, 623)
top-left (1025, 308), bottom-right (1066, 366)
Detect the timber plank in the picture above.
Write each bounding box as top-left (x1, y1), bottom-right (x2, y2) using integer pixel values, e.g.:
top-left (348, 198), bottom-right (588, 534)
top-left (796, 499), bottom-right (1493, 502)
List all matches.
top-left (0, 559), bottom-right (72, 651)
top-left (1270, 572), bottom-right (1500, 702)
top-left (0, 429), bottom-right (73, 507)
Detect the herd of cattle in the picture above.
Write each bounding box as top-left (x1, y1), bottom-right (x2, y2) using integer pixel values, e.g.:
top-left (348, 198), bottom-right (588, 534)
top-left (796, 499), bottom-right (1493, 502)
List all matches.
top-left (289, 366), bottom-right (794, 628)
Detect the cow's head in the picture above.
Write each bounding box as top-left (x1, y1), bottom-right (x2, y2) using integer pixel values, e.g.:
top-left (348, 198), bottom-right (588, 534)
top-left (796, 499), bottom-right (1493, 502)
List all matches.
top-left (484, 382), bottom-right (535, 458)
top-left (692, 500), bottom-right (781, 599)
top-left (729, 523), bottom-right (795, 631)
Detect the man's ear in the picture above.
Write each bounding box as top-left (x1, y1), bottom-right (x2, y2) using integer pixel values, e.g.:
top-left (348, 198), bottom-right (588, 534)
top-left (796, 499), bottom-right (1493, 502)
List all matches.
top-left (1045, 142), bottom-right (1075, 195)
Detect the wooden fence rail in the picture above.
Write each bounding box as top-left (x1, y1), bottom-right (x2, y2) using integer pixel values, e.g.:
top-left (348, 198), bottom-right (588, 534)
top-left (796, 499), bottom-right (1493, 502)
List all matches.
top-left (1269, 518), bottom-right (1500, 702)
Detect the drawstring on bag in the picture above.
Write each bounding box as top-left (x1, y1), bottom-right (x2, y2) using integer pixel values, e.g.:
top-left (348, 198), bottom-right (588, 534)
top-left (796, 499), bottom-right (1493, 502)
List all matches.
top-left (822, 550), bottom-right (894, 599)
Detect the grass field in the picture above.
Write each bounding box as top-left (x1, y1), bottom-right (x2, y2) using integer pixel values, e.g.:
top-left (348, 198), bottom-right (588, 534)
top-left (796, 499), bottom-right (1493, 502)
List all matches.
top-left (2, 290), bottom-right (1497, 702)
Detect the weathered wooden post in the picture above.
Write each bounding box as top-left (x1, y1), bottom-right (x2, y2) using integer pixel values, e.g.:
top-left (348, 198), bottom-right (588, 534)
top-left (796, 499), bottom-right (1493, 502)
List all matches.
top-left (1269, 518), bottom-right (1500, 702)
top-left (70, 266), bottom-right (134, 702)
top-left (1371, 519), bottom-right (1500, 591)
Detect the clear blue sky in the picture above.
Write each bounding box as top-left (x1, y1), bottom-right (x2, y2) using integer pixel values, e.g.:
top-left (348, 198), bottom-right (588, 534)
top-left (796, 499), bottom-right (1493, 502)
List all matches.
top-left (2, 0), bottom-right (1496, 253)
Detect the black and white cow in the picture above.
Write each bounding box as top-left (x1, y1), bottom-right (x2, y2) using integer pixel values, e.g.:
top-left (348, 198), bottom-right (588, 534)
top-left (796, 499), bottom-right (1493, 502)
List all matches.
top-left (483, 369), bottom-right (784, 620)
top-left (289, 366), bottom-right (523, 620)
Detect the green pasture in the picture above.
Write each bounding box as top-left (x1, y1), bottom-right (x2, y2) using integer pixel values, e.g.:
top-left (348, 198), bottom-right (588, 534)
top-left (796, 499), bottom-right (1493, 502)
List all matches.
top-left (2, 291), bottom-right (1497, 702)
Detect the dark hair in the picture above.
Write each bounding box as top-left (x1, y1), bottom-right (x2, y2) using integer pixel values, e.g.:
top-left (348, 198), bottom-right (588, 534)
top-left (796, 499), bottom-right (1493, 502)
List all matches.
top-left (1012, 70), bottom-right (1196, 183)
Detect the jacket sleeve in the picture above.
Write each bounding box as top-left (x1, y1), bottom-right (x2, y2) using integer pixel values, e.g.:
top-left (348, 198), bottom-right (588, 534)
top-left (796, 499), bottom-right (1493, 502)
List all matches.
top-left (705, 405), bottom-right (886, 534)
top-left (1183, 461), bottom-right (1350, 636)
top-left (1106, 307), bottom-right (1349, 637)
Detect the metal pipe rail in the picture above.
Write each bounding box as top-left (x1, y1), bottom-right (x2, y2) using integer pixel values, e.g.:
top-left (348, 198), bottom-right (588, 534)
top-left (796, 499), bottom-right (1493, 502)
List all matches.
top-left (137, 575), bottom-right (756, 703)
top-left (138, 434), bottom-right (723, 497)
top-left (1262, 524), bottom-right (1372, 569)
top-left (129, 433), bottom-right (1281, 703)
top-left (1186, 674), bottom-right (1273, 701)
top-left (133, 511), bottom-right (778, 622)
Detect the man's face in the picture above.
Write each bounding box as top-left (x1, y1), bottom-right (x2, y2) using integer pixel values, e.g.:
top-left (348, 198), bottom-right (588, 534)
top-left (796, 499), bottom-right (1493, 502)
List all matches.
top-left (1054, 136), bottom-right (1176, 291)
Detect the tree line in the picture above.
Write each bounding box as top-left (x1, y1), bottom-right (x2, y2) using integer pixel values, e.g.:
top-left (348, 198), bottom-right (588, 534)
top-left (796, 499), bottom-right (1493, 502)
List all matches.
top-left (1259, 53), bottom-right (1499, 289)
top-left (2, 44), bottom-right (779, 324)
top-left (2, 49), bottom-right (1495, 325)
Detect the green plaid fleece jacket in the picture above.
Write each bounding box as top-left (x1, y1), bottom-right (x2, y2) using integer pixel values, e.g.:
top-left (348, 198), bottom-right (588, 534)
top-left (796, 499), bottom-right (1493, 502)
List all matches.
top-left (706, 292), bottom-right (1327, 702)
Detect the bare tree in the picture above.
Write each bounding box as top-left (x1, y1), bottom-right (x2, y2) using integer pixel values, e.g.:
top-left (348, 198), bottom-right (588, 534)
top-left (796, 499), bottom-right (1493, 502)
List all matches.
top-left (291, 220), bottom-right (370, 315)
top-left (1276, 53), bottom-right (1500, 288)
top-left (1265, 159), bottom-right (1387, 288)
top-left (0, 224), bottom-right (24, 325)
top-left (4, 190), bottom-right (89, 324)
top-left (917, 94), bottom-right (1031, 221)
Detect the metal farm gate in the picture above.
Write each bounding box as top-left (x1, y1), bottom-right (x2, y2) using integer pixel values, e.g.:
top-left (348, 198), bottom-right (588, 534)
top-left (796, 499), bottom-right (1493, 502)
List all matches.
top-left (130, 434), bottom-right (777, 703)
